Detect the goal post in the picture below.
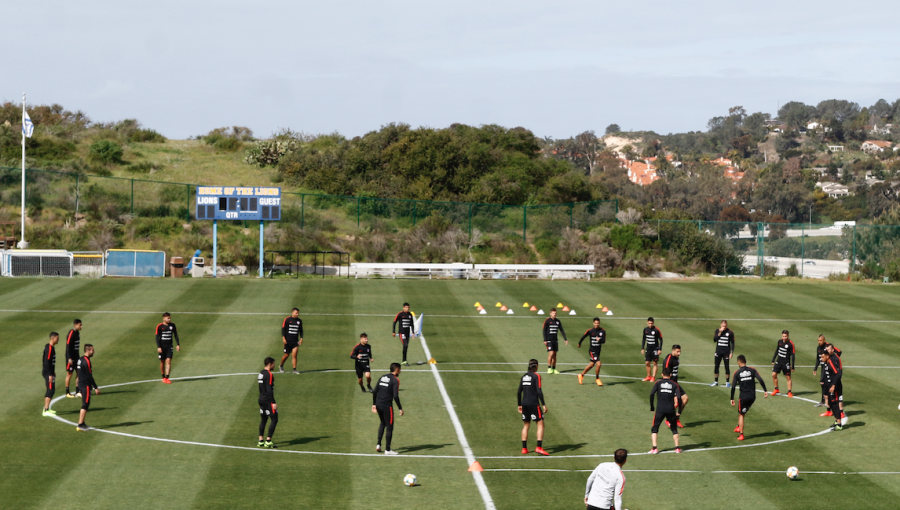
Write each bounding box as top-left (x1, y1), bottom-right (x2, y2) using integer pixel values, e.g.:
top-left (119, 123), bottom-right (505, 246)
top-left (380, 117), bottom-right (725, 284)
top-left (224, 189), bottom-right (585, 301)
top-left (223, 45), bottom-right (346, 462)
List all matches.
top-left (1, 250), bottom-right (73, 277)
top-left (72, 251), bottom-right (104, 278)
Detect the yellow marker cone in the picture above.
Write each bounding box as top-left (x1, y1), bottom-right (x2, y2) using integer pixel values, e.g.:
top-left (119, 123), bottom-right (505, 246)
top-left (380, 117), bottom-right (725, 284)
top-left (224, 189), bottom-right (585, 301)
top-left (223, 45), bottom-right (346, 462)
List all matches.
top-left (557, 302), bottom-right (564, 308)
top-left (428, 357), bottom-right (437, 364)
top-left (523, 302), bottom-right (529, 307)
top-left (495, 302), bottom-right (502, 308)
top-left (596, 303), bottom-right (603, 308)
top-left (474, 302), bottom-right (481, 308)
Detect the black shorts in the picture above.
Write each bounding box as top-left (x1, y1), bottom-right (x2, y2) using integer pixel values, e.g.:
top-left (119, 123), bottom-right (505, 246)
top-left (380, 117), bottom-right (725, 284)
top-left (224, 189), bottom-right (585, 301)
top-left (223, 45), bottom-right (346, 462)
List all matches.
top-left (644, 349), bottom-right (660, 362)
top-left (79, 387), bottom-right (91, 410)
top-left (398, 332), bottom-right (411, 345)
top-left (545, 341), bottom-right (559, 352)
top-left (376, 405), bottom-right (394, 426)
top-left (283, 342), bottom-right (298, 354)
top-left (673, 381), bottom-right (686, 397)
top-left (44, 374), bottom-right (56, 398)
top-left (589, 350), bottom-right (601, 362)
top-left (651, 410), bottom-right (678, 434)
top-left (737, 396), bottom-right (755, 415)
top-left (772, 363), bottom-right (791, 376)
top-left (66, 359), bottom-right (76, 372)
top-left (158, 346), bottom-right (174, 360)
top-left (259, 401), bottom-right (277, 416)
top-left (521, 405), bottom-right (543, 422)
top-left (355, 363), bottom-right (371, 378)
top-left (828, 381), bottom-right (843, 402)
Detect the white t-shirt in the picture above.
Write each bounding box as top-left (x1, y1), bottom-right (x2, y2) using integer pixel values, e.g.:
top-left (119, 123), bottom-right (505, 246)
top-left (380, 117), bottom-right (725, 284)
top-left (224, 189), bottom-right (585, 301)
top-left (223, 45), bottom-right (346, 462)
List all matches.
top-left (585, 461), bottom-right (625, 509)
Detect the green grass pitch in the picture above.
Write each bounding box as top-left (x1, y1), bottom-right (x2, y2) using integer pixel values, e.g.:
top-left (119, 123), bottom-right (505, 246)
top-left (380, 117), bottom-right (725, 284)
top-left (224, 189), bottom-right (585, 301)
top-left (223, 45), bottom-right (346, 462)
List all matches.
top-left (1, 278), bottom-right (899, 509)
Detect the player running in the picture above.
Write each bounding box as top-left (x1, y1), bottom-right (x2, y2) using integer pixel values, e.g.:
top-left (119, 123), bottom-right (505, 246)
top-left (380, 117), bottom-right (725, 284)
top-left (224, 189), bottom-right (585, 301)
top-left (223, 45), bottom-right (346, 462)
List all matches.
top-left (648, 366), bottom-right (681, 453)
top-left (542, 308), bottom-right (567, 374)
top-left (730, 355), bottom-right (768, 441)
top-left (279, 307), bottom-right (303, 374)
top-left (641, 317), bottom-right (663, 381)
top-left (258, 357), bottom-right (278, 448)
top-left (42, 332), bottom-right (59, 417)
top-left (75, 344), bottom-right (99, 432)
top-left (577, 317), bottom-right (606, 386)
top-left (64, 319), bottom-right (82, 398)
top-left (710, 320), bottom-right (735, 387)
top-left (820, 347), bottom-right (845, 430)
top-left (155, 312), bottom-right (181, 384)
top-left (392, 303), bottom-right (414, 367)
top-left (351, 333), bottom-right (374, 393)
top-left (662, 345), bottom-right (687, 428)
top-left (770, 330), bottom-right (795, 397)
top-left (373, 362), bottom-right (403, 455)
top-left (584, 449), bottom-right (627, 510)
top-left (518, 359), bottom-right (549, 455)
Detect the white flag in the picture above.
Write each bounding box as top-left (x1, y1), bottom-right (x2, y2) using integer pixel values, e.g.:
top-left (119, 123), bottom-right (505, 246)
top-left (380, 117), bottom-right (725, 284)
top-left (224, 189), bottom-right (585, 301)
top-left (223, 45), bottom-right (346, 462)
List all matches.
top-left (23, 111), bottom-right (34, 138)
top-left (413, 312), bottom-right (424, 337)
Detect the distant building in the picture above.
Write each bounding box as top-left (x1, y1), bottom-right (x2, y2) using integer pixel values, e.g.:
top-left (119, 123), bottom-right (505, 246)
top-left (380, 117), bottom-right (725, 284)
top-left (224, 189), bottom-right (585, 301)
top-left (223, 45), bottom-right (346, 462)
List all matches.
top-left (709, 156), bottom-right (744, 182)
top-left (816, 181), bottom-right (850, 198)
top-left (621, 158), bottom-right (658, 186)
top-left (861, 140), bottom-right (893, 153)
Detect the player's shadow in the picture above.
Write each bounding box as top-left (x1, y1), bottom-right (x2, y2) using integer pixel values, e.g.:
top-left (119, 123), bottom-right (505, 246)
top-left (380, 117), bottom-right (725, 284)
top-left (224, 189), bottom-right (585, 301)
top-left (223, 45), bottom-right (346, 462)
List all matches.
top-left (58, 407), bottom-right (117, 415)
top-left (173, 376), bottom-right (220, 383)
top-left (682, 442), bottom-right (712, 450)
top-left (102, 420), bottom-right (153, 429)
top-left (846, 410), bottom-right (865, 417)
top-left (98, 390), bottom-right (136, 395)
top-left (791, 391), bottom-right (816, 397)
top-left (843, 400), bottom-right (863, 406)
top-left (602, 380), bottom-right (637, 387)
top-left (398, 443), bottom-right (453, 453)
top-left (547, 443), bottom-right (587, 453)
top-left (744, 430), bottom-right (788, 439)
top-left (843, 422), bottom-right (865, 429)
top-left (282, 436), bottom-right (329, 446)
top-left (683, 420), bottom-right (718, 428)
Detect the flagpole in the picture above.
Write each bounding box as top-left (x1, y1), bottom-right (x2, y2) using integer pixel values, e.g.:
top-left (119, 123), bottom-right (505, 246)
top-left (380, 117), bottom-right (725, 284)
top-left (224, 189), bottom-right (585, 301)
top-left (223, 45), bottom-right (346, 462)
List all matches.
top-left (19, 92), bottom-right (27, 249)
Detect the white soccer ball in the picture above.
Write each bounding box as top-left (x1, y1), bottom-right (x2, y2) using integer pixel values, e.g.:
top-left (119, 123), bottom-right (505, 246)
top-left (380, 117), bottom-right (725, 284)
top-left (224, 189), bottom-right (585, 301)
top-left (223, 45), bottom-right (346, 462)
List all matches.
top-left (786, 466), bottom-right (799, 480)
top-left (403, 473), bottom-right (417, 486)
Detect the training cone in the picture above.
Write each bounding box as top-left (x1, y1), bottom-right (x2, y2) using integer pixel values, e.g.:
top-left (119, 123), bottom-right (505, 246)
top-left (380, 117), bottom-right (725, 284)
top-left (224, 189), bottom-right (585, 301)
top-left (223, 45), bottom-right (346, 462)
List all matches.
top-left (495, 302), bottom-right (502, 308)
top-left (474, 302), bottom-right (481, 308)
top-left (468, 461), bottom-right (484, 472)
top-left (428, 358), bottom-right (437, 364)
top-left (562, 306), bottom-right (570, 312)
top-left (477, 305), bottom-right (484, 311)
top-left (569, 310), bottom-right (576, 315)
top-left (557, 302), bottom-right (564, 307)
top-left (606, 310), bottom-right (613, 316)
top-left (530, 305), bottom-right (537, 311)
top-left (523, 302), bottom-right (529, 307)
top-left (596, 303), bottom-right (603, 308)
top-left (479, 309), bottom-right (487, 314)
top-left (601, 306), bottom-right (609, 312)
top-left (537, 309), bottom-right (545, 315)
top-left (507, 309), bottom-right (514, 314)
top-left (500, 305), bottom-right (508, 311)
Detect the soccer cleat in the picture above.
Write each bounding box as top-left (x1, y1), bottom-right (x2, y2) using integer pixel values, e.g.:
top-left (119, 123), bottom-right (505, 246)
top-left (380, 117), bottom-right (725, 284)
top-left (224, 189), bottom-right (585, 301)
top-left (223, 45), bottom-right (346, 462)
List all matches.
top-left (737, 434), bottom-right (745, 441)
top-left (402, 361), bottom-right (410, 367)
top-left (771, 389), bottom-right (780, 396)
top-left (75, 423), bottom-right (89, 432)
top-left (163, 378), bottom-right (173, 384)
top-left (75, 391), bottom-right (83, 398)
top-left (840, 413), bottom-right (848, 426)
top-left (578, 374), bottom-right (584, 385)
top-left (278, 365), bottom-right (284, 373)
top-left (384, 450), bottom-right (399, 455)
top-left (596, 378), bottom-right (603, 387)
top-left (264, 441), bottom-right (276, 449)
top-left (815, 401), bottom-right (825, 407)
top-left (65, 392), bottom-right (75, 398)
top-left (734, 426), bottom-right (741, 433)
top-left (257, 440), bottom-right (265, 447)
top-left (42, 409), bottom-right (57, 417)
top-left (548, 367), bottom-right (554, 374)
top-left (535, 447), bottom-right (550, 456)
top-left (831, 423), bottom-right (843, 431)
top-left (820, 410), bottom-right (833, 417)
top-left (724, 382), bottom-right (731, 388)
top-left (376, 444), bottom-right (381, 452)
top-left (787, 391), bottom-right (793, 398)
top-left (292, 369), bottom-right (300, 374)
top-left (361, 387), bottom-right (367, 393)
top-left (521, 448), bottom-right (529, 455)
top-left (665, 420), bottom-right (670, 427)
top-left (648, 447), bottom-right (658, 454)
top-left (676, 420), bottom-right (684, 428)
top-left (709, 382), bottom-right (718, 387)
top-left (675, 448), bottom-right (682, 453)
top-left (368, 388), bottom-right (374, 393)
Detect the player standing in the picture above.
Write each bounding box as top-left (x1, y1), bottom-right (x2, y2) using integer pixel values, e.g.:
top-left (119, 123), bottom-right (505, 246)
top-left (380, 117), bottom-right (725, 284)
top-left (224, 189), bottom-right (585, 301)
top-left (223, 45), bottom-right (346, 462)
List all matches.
top-left (42, 332), bottom-right (59, 417)
top-left (648, 366), bottom-right (681, 453)
top-left (825, 343), bottom-right (846, 423)
top-left (64, 319), bottom-right (82, 398)
top-left (155, 312), bottom-right (181, 383)
top-left (730, 355), bottom-right (768, 441)
top-left (392, 303), bottom-right (414, 367)
top-left (258, 357), bottom-right (278, 448)
top-left (813, 334), bottom-right (828, 407)
top-left (770, 330), bottom-right (795, 397)
top-left (542, 308), bottom-right (567, 374)
top-left (821, 347), bottom-right (845, 430)
top-left (351, 333), bottom-right (374, 393)
top-left (662, 345), bottom-right (687, 428)
top-left (577, 318), bottom-right (605, 386)
top-left (641, 317), bottom-right (662, 381)
top-left (373, 362), bottom-right (403, 455)
top-left (584, 449), bottom-right (627, 510)
top-left (75, 344), bottom-right (99, 432)
top-left (518, 359), bottom-right (549, 455)
top-left (279, 307), bottom-right (303, 374)
top-left (710, 320), bottom-right (735, 387)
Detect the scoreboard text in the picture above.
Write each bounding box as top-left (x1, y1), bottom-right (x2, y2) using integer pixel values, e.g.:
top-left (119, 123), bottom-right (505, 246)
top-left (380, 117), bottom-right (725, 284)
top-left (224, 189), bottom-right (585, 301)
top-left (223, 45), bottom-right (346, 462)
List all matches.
top-left (195, 186), bottom-right (281, 221)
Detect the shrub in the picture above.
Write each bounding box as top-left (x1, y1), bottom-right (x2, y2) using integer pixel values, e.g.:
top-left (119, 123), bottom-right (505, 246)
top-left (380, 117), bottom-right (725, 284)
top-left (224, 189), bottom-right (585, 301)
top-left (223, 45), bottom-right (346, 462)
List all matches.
top-left (130, 128), bottom-right (165, 143)
top-left (126, 161), bottom-right (163, 174)
top-left (89, 140), bottom-right (124, 164)
top-left (785, 263), bottom-right (799, 277)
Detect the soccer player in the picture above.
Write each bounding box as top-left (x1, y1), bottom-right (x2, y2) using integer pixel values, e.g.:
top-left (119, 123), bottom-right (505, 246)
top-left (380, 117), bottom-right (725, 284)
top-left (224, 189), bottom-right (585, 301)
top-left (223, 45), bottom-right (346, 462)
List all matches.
top-left (351, 333), bottom-right (374, 393)
top-left (577, 318), bottom-right (606, 386)
top-left (542, 308), bottom-right (567, 374)
top-left (584, 449), bottom-right (627, 510)
top-left (42, 332), bottom-right (59, 417)
top-left (155, 312), bottom-right (181, 383)
top-left (64, 319), bottom-right (82, 397)
top-left (75, 344), bottom-right (99, 431)
top-left (258, 357), bottom-right (278, 448)
top-left (392, 303), bottom-right (414, 367)
top-left (730, 355), bottom-right (768, 441)
top-left (824, 343), bottom-right (846, 423)
top-left (821, 348), bottom-right (845, 430)
top-left (663, 345), bottom-right (688, 428)
top-left (648, 366), bottom-right (681, 453)
top-left (813, 334), bottom-right (828, 407)
top-left (279, 307), bottom-right (303, 374)
top-left (518, 359), bottom-right (549, 455)
top-left (770, 330), bottom-right (795, 397)
top-left (641, 317), bottom-right (663, 381)
top-left (373, 362), bottom-right (403, 455)
top-left (710, 320), bottom-right (735, 387)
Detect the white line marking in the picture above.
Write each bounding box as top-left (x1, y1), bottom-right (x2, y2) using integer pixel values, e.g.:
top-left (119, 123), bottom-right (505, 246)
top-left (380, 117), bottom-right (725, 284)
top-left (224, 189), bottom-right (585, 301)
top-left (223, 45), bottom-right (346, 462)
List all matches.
top-left (440, 362), bottom-right (900, 369)
top-left (418, 334), bottom-right (496, 510)
top-left (485, 469), bottom-right (900, 475)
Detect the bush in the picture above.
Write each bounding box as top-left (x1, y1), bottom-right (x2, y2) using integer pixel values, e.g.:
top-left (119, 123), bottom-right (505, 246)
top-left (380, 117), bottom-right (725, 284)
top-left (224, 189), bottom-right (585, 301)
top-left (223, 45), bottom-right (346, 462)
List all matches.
top-left (126, 161), bottom-right (163, 174)
top-left (89, 140), bottom-right (124, 164)
top-left (130, 128), bottom-right (165, 143)
top-left (785, 263), bottom-right (799, 277)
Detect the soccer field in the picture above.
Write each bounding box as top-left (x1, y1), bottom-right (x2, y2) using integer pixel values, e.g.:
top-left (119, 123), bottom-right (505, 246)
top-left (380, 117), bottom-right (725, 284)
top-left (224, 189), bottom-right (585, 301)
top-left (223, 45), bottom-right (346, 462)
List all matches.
top-left (2, 278), bottom-right (899, 510)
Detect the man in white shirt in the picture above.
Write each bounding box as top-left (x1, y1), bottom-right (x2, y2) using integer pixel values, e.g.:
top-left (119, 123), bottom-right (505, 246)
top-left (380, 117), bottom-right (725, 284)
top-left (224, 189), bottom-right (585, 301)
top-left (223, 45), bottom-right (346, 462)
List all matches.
top-left (584, 449), bottom-right (627, 510)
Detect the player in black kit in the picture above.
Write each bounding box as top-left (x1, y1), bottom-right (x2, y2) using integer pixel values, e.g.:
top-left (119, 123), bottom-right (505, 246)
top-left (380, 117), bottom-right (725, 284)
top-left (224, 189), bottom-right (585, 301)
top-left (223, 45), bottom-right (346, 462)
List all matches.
top-left (730, 355), bottom-right (768, 441)
top-left (662, 345), bottom-right (688, 428)
top-left (648, 366), bottom-right (682, 453)
top-left (392, 303), bottom-right (414, 366)
top-left (75, 344), bottom-right (99, 432)
top-left (518, 359), bottom-right (549, 455)
top-left (373, 362), bottom-right (403, 454)
top-left (42, 332), bottom-right (59, 417)
top-left (155, 312), bottom-right (181, 384)
top-left (351, 333), bottom-right (374, 393)
top-left (258, 357), bottom-right (278, 448)
top-left (577, 318), bottom-right (605, 386)
top-left (770, 330), bottom-right (795, 397)
top-left (820, 348), bottom-right (844, 430)
top-left (813, 335), bottom-right (828, 407)
top-left (821, 342), bottom-right (845, 422)
top-left (641, 317), bottom-right (663, 381)
top-left (710, 320), bottom-right (735, 387)
top-left (279, 307), bottom-right (303, 374)
top-left (64, 319), bottom-right (82, 398)
top-left (542, 308), bottom-right (567, 374)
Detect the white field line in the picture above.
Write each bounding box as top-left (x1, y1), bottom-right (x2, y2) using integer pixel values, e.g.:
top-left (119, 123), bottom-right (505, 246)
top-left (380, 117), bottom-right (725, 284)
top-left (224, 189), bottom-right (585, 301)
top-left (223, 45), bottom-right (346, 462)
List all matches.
top-left (418, 335), bottom-right (496, 510)
top-left (440, 362), bottom-right (900, 369)
top-left (484, 469), bottom-right (900, 475)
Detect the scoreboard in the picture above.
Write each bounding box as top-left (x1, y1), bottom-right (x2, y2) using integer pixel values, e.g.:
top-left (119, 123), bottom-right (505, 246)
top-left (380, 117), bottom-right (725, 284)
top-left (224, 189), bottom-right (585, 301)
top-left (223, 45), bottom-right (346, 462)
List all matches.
top-left (195, 186), bottom-right (281, 221)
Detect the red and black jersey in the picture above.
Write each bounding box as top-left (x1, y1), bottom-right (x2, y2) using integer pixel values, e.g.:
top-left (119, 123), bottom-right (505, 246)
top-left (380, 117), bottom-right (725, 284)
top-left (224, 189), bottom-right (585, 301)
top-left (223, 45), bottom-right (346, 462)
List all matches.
top-left (714, 328), bottom-right (735, 355)
top-left (65, 329), bottom-right (80, 361)
top-left (542, 318), bottom-right (567, 342)
top-left (351, 343), bottom-right (373, 363)
top-left (393, 311), bottom-right (414, 335)
top-left (155, 322), bottom-right (180, 348)
top-left (517, 371), bottom-right (545, 406)
top-left (823, 354), bottom-right (843, 385)
top-left (663, 354), bottom-right (680, 382)
top-left (258, 369), bottom-right (275, 404)
top-left (771, 339), bottom-right (796, 369)
top-left (373, 373), bottom-right (401, 409)
top-left (731, 366), bottom-right (767, 400)
top-left (42, 343), bottom-right (56, 377)
top-left (578, 327), bottom-right (606, 352)
top-left (282, 317), bottom-right (302, 342)
top-left (76, 355), bottom-right (97, 390)
top-left (649, 378), bottom-right (682, 413)
top-left (642, 327), bottom-right (662, 352)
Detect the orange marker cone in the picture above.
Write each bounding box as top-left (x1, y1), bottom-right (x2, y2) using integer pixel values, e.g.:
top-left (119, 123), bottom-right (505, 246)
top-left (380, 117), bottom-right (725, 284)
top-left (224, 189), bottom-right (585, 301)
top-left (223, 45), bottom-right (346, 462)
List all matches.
top-left (601, 306), bottom-right (609, 312)
top-left (500, 305), bottom-right (508, 311)
top-left (468, 461), bottom-right (484, 472)
top-left (477, 306), bottom-right (484, 311)
top-left (562, 306), bottom-right (570, 312)
top-left (530, 305), bottom-right (537, 311)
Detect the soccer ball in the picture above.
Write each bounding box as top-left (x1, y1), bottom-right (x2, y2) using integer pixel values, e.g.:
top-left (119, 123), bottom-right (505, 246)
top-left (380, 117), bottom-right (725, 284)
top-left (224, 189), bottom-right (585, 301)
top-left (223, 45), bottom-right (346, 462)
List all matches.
top-left (403, 474), bottom-right (417, 486)
top-left (786, 466), bottom-right (799, 480)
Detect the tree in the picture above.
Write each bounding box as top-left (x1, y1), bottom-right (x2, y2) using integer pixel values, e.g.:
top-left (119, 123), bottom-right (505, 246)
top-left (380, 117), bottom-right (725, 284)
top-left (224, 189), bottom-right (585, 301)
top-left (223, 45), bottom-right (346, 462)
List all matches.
top-left (816, 99), bottom-right (860, 123)
top-left (778, 101), bottom-right (816, 129)
top-left (870, 99), bottom-right (893, 120)
top-left (605, 124), bottom-right (621, 135)
top-left (574, 130), bottom-right (604, 175)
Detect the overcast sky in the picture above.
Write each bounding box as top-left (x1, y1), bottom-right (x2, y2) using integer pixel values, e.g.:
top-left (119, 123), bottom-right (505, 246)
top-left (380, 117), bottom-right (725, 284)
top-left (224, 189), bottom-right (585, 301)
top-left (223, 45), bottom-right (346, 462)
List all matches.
top-left (4, 0), bottom-right (899, 140)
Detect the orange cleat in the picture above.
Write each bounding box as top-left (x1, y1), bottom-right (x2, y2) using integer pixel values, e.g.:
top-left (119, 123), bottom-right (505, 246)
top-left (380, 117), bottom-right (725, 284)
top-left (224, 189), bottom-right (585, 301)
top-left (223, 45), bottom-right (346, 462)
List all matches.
top-left (521, 448), bottom-right (528, 455)
top-left (677, 420), bottom-right (684, 428)
top-left (163, 378), bottom-right (172, 384)
top-left (596, 378), bottom-right (603, 387)
top-left (787, 392), bottom-right (793, 398)
top-left (578, 374), bottom-right (584, 385)
top-left (737, 434), bottom-right (745, 441)
top-left (535, 447), bottom-right (550, 456)
top-left (820, 410), bottom-right (833, 417)
top-left (771, 389), bottom-right (780, 396)
top-left (734, 426), bottom-right (741, 433)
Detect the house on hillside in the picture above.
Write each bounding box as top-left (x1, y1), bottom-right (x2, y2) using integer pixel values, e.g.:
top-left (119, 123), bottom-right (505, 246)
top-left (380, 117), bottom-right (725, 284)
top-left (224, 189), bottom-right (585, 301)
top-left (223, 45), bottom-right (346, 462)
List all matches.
top-left (861, 140), bottom-right (893, 153)
top-left (816, 181), bottom-right (850, 198)
top-left (621, 158), bottom-right (658, 186)
top-left (709, 156), bottom-right (744, 182)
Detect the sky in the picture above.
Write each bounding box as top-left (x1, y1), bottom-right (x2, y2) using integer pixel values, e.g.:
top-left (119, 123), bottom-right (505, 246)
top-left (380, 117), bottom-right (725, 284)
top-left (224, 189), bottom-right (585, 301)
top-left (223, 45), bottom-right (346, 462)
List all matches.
top-left (4, 0), bottom-right (899, 140)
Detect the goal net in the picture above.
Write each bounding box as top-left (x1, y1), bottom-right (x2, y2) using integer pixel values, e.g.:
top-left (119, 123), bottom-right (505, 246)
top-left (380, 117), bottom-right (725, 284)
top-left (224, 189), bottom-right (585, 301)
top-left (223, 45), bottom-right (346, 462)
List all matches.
top-left (1, 250), bottom-right (73, 277)
top-left (72, 252), bottom-right (104, 278)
